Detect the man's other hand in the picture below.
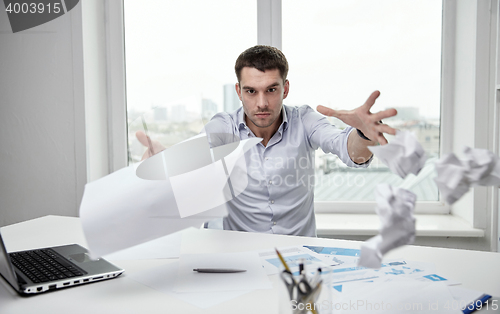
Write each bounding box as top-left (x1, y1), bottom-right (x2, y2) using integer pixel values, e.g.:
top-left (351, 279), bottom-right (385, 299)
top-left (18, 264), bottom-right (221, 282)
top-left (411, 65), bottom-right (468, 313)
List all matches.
top-left (136, 130), bottom-right (166, 160)
top-left (316, 91), bottom-right (397, 145)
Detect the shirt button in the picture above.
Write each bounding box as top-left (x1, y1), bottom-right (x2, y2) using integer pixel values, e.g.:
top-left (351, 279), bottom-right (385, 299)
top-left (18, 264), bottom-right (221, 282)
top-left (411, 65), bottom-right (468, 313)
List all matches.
top-left (273, 221), bottom-right (277, 225)
top-left (265, 157), bottom-right (269, 161)
top-left (269, 200), bottom-right (274, 204)
top-left (269, 180), bottom-right (272, 185)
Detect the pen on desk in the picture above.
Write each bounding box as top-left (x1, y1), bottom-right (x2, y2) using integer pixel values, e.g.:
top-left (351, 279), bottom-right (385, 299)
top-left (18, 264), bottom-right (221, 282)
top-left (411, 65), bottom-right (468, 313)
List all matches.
top-left (193, 268), bottom-right (246, 273)
top-left (310, 267), bottom-right (322, 286)
top-left (275, 248), bottom-right (291, 273)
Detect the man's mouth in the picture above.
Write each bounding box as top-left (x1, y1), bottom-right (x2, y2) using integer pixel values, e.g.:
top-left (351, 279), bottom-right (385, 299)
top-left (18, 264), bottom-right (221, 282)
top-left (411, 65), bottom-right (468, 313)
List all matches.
top-left (255, 112), bottom-right (270, 118)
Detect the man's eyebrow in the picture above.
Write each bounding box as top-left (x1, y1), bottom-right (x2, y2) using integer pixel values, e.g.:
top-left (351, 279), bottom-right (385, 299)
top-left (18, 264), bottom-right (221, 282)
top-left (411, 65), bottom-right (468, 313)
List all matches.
top-left (266, 83), bottom-right (280, 89)
top-left (242, 83), bottom-right (280, 90)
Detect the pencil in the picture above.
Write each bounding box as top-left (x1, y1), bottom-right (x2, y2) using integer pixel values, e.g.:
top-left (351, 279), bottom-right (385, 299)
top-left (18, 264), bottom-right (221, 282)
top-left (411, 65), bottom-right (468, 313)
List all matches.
top-left (303, 281), bottom-right (322, 314)
top-left (275, 248), bottom-right (291, 273)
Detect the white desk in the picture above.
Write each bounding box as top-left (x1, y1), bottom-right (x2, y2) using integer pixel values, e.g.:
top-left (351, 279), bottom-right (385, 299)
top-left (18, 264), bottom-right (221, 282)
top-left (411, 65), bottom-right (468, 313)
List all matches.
top-left (0, 215), bottom-right (499, 314)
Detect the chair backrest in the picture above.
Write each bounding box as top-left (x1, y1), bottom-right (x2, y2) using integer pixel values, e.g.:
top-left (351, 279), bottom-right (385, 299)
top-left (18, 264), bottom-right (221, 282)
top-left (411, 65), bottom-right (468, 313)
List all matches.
top-left (200, 218), bottom-right (223, 230)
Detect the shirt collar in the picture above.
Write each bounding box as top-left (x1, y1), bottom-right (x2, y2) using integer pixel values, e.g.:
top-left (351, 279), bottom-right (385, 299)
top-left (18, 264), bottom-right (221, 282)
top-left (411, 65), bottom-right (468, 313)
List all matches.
top-left (280, 105), bottom-right (289, 132)
top-left (237, 107), bottom-right (247, 130)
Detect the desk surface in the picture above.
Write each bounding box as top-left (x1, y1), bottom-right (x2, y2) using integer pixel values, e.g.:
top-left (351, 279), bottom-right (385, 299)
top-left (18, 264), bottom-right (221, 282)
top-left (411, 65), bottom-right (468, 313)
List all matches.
top-left (0, 215), bottom-right (499, 314)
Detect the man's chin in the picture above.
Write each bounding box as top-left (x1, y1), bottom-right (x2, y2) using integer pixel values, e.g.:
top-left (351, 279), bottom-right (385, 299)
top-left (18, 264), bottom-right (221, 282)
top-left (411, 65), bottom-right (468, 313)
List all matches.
top-left (252, 120), bottom-right (274, 128)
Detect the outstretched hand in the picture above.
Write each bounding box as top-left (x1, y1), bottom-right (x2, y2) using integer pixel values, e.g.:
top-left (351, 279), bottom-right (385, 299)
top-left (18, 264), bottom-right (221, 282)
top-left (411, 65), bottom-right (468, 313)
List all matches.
top-left (136, 130), bottom-right (166, 160)
top-left (317, 91), bottom-right (397, 145)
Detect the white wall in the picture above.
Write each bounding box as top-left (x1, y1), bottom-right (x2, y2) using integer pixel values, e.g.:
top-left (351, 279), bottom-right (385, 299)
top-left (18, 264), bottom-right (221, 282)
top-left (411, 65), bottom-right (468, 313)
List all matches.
top-left (0, 4), bottom-right (86, 227)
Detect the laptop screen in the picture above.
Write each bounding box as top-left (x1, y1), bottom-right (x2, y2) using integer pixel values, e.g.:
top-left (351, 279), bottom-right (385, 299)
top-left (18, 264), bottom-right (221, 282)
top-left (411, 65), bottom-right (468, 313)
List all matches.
top-left (0, 230), bottom-right (20, 290)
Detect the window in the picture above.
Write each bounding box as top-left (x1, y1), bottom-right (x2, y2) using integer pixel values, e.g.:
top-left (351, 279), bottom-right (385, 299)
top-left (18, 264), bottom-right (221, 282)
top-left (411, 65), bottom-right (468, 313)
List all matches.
top-left (122, 0), bottom-right (449, 214)
top-left (282, 0), bottom-right (442, 203)
top-left (124, 0), bottom-right (257, 163)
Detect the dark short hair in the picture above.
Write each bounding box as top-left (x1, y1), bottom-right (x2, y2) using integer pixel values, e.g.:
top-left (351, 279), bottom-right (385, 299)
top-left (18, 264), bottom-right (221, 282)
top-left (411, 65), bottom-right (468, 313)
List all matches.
top-left (235, 45), bottom-right (289, 83)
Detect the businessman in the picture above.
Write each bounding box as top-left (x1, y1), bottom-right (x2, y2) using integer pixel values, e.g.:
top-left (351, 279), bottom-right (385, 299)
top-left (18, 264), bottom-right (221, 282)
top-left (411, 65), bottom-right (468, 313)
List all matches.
top-left (137, 45), bottom-right (397, 236)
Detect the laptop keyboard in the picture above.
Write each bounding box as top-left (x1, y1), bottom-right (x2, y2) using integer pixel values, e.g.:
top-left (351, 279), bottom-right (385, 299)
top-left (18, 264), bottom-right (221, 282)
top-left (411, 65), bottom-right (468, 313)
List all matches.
top-left (9, 249), bottom-right (87, 283)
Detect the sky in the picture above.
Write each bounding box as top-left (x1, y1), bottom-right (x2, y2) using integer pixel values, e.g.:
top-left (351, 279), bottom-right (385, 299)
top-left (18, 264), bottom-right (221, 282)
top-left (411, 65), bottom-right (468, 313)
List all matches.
top-left (124, 0), bottom-right (442, 119)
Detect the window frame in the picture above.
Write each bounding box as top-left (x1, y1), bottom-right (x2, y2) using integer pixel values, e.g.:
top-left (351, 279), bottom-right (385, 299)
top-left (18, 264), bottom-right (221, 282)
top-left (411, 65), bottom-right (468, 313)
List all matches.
top-left (82, 0), bottom-right (128, 183)
top-left (105, 0), bottom-right (128, 173)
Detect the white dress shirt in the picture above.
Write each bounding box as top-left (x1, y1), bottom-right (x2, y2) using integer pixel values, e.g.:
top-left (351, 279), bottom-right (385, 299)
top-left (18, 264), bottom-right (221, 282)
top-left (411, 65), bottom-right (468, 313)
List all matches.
top-left (203, 105), bottom-right (370, 237)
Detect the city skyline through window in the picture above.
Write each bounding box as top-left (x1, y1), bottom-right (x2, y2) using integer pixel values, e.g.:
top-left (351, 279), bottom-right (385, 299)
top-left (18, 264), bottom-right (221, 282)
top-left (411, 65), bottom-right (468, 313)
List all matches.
top-left (282, 0), bottom-right (442, 202)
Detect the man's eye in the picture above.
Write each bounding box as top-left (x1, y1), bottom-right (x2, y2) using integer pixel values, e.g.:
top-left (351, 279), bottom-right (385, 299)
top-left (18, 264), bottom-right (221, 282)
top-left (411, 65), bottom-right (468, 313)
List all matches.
top-left (268, 88), bottom-right (276, 92)
top-left (247, 90), bottom-right (255, 94)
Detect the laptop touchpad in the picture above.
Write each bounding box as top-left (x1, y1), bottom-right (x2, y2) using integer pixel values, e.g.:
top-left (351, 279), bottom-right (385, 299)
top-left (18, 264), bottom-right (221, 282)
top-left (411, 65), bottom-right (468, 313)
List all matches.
top-left (69, 253), bottom-right (93, 263)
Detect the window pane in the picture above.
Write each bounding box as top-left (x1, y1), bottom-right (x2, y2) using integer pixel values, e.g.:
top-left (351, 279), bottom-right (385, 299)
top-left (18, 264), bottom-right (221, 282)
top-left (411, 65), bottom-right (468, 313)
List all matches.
top-left (124, 0), bottom-right (256, 163)
top-left (283, 0), bottom-right (442, 201)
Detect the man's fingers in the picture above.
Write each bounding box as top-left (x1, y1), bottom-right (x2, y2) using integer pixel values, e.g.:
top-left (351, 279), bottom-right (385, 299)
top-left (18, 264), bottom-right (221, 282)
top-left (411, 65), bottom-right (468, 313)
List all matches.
top-left (316, 105), bottom-right (339, 117)
top-left (376, 133), bottom-right (388, 145)
top-left (137, 130), bottom-right (166, 160)
top-left (361, 90), bottom-right (381, 111)
top-left (372, 108), bottom-right (397, 122)
top-left (141, 151), bottom-right (151, 161)
top-left (136, 130), bottom-right (151, 147)
top-left (376, 123), bottom-right (397, 136)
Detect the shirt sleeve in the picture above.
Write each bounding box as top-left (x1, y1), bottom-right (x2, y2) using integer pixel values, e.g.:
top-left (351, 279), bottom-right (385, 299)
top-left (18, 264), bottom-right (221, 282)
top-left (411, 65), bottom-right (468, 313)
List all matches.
top-left (300, 105), bottom-right (372, 168)
top-left (201, 112), bottom-right (239, 148)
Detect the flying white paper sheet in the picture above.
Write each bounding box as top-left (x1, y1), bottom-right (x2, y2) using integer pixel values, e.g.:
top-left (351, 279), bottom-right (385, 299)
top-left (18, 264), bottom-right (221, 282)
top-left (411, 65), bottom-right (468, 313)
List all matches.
top-left (368, 130), bottom-right (427, 179)
top-left (136, 135), bottom-right (261, 218)
top-left (358, 184), bottom-right (417, 269)
top-left (434, 147), bottom-right (500, 204)
top-left (79, 135), bottom-right (260, 258)
top-left (79, 164), bottom-right (224, 259)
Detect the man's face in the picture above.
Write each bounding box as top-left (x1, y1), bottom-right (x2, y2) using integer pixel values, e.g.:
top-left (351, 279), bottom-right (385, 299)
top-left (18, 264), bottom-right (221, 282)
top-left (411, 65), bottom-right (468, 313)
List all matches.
top-left (236, 67), bottom-right (289, 132)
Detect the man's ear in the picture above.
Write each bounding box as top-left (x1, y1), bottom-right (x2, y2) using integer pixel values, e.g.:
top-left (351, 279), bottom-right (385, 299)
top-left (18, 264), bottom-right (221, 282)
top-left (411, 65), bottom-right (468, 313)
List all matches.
top-left (283, 79), bottom-right (290, 99)
top-left (235, 83), bottom-right (242, 101)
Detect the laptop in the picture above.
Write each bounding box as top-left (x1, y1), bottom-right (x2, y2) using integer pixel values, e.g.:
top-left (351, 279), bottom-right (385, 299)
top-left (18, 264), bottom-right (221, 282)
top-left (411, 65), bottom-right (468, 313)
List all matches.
top-left (0, 229), bottom-right (124, 295)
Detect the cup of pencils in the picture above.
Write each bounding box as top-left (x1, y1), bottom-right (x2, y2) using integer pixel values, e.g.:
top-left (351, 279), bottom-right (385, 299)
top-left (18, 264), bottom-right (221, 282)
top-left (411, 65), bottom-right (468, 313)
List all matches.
top-left (276, 248), bottom-right (332, 314)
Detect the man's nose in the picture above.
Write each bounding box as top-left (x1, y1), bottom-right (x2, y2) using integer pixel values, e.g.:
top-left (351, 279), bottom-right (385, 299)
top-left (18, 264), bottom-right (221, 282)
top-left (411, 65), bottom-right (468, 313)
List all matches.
top-left (256, 93), bottom-right (268, 109)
